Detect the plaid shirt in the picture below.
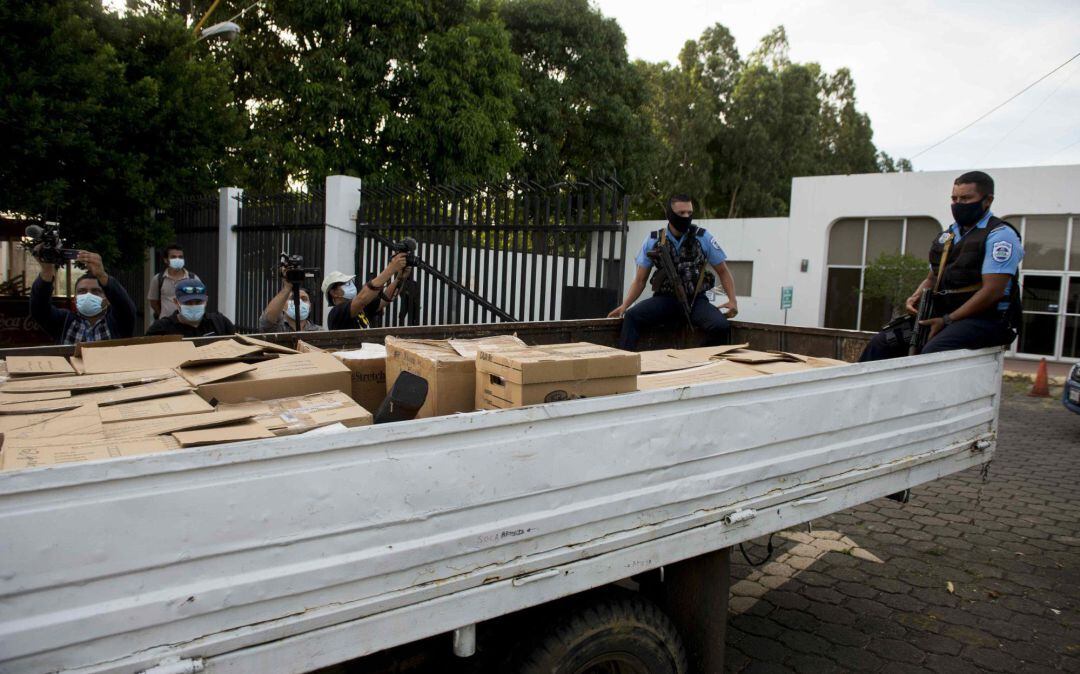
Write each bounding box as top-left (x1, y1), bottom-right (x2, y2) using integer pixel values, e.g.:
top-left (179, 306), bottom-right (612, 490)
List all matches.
top-left (62, 315), bottom-right (113, 344)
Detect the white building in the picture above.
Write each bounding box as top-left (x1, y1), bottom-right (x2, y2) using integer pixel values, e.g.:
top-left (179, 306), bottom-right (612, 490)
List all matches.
top-left (625, 164), bottom-right (1080, 363)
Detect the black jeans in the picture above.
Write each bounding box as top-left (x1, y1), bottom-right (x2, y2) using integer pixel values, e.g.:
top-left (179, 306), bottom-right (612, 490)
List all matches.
top-left (618, 294), bottom-right (731, 351)
top-left (859, 316), bottom-right (1016, 362)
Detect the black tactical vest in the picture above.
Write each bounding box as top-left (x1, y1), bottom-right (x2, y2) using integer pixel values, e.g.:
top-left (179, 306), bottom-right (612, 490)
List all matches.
top-left (927, 216), bottom-right (1021, 322)
top-left (648, 226), bottom-right (715, 298)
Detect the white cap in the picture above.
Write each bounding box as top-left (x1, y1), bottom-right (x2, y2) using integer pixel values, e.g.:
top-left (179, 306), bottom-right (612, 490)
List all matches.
top-left (321, 271), bottom-right (353, 295)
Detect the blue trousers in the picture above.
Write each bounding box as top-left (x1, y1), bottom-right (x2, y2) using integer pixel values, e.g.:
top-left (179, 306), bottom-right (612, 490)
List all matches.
top-left (859, 317), bottom-right (1016, 362)
top-left (618, 294), bottom-right (731, 351)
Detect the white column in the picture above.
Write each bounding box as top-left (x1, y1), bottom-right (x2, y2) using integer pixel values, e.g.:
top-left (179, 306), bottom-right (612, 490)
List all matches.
top-left (218, 187), bottom-right (241, 321)
top-left (323, 175), bottom-right (361, 278)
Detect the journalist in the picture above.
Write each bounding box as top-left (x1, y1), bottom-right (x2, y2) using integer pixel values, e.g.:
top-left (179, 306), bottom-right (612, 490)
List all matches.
top-left (323, 252), bottom-right (410, 331)
top-left (147, 281), bottom-right (236, 337)
top-left (29, 251), bottom-right (137, 344)
top-left (260, 281), bottom-right (321, 332)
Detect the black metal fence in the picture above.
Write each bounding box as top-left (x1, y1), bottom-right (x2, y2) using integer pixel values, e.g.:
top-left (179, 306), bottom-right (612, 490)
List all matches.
top-left (357, 179), bottom-right (629, 327)
top-left (234, 190), bottom-right (326, 332)
top-left (159, 194), bottom-right (221, 313)
top-left (110, 262), bottom-right (148, 336)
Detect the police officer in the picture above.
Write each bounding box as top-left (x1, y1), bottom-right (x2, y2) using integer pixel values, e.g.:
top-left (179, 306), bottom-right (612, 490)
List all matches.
top-left (860, 171), bottom-right (1023, 361)
top-left (609, 194), bottom-right (737, 350)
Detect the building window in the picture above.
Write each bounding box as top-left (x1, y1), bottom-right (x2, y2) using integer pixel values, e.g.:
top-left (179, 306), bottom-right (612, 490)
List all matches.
top-left (1003, 214), bottom-right (1079, 359)
top-left (725, 261), bottom-right (753, 297)
top-left (824, 217), bottom-right (942, 331)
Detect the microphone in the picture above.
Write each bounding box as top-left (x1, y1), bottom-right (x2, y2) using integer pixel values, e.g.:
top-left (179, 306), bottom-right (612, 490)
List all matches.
top-left (24, 224), bottom-right (43, 238)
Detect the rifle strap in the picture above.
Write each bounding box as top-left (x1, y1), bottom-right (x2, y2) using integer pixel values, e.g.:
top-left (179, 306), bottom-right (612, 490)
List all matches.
top-left (932, 233), bottom-right (954, 294)
top-left (936, 283), bottom-right (982, 295)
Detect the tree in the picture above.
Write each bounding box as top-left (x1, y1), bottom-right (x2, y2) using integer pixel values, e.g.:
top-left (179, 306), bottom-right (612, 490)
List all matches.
top-left (0, 0), bottom-right (242, 267)
top-left (499, 0), bottom-right (652, 189)
top-left (862, 252), bottom-right (928, 321)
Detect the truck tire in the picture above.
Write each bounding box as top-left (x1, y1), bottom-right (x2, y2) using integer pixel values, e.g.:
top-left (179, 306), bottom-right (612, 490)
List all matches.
top-left (514, 594), bottom-right (687, 674)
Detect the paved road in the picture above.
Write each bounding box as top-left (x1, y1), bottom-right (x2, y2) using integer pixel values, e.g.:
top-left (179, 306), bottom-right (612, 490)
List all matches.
top-left (725, 380), bottom-right (1080, 673)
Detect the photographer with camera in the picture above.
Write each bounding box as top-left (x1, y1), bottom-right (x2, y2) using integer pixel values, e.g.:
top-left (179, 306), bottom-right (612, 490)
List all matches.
top-left (323, 252), bottom-right (411, 331)
top-left (147, 282), bottom-right (236, 337)
top-left (29, 250), bottom-right (138, 344)
top-left (259, 254), bottom-right (321, 333)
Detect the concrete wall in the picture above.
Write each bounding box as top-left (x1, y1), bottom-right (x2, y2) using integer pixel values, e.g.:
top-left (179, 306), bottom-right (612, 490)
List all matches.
top-left (626, 164), bottom-right (1080, 335)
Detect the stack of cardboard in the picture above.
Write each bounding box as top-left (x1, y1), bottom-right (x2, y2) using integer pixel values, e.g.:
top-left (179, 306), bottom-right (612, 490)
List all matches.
top-left (0, 336), bottom-right (367, 471)
top-left (475, 343), bottom-right (641, 410)
top-left (384, 335), bottom-right (526, 418)
top-left (637, 345), bottom-right (847, 390)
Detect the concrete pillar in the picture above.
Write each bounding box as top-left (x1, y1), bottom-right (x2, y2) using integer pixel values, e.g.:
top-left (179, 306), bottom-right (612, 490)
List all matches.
top-left (324, 175), bottom-right (361, 280)
top-left (218, 187), bottom-right (242, 321)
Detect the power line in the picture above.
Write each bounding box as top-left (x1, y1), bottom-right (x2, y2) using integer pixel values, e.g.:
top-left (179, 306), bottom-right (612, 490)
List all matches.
top-left (911, 48), bottom-right (1080, 160)
top-left (1043, 135), bottom-right (1080, 163)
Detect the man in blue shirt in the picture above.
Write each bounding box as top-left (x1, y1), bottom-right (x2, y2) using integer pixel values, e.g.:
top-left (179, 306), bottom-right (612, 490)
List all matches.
top-left (609, 194), bottom-right (738, 350)
top-left (860, 171), bottom-right (1024, 361)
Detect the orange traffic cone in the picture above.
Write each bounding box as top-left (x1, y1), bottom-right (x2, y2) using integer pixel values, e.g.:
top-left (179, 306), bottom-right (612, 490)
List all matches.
top-left (1029, 358), bottom-right (1050, 398)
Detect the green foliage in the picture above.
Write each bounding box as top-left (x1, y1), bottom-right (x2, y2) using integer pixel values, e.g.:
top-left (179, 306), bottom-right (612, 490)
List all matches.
top-left (862, 252), bottom-right (929, 312)
top-left (499, 0), bottom-right (652, 189)
top-left (0, 0), bottom-right (242, 267)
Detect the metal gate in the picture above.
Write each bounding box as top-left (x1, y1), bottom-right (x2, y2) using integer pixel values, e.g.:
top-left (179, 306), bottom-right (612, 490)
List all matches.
top-left (357, 179), bottom-right (629, 327)
top-left (158, 194), bottom-right (220, 312)
top-left (234, 190), bottom-right (326, 332)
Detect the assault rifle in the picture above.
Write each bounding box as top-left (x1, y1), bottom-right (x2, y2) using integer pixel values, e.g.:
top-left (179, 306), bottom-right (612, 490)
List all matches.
top-left (647, 241), bottom-right (693, 326)
top-left (908, 288), bottom-right (934, 356)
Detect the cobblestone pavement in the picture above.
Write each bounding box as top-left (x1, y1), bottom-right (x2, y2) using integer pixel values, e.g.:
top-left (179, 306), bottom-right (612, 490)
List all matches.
top-left (724, 380), bottom-right (1080, 673)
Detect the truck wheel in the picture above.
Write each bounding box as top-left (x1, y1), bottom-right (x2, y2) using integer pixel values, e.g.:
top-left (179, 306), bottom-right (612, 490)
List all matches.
top-left (514, 594), bottom-right (687, 674)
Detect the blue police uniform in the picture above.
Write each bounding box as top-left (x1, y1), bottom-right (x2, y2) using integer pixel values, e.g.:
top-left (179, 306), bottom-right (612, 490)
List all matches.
top-left (860, 210), bottom-right (1023, 361)
top-left (618, 226), bottom-right (732, 350)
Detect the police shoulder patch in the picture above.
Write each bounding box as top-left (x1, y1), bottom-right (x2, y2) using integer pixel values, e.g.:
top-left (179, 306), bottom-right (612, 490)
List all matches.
top-left (937, 232), bottom-right (950, 244)
top-left (992, 240), bottom-right (1013, 263)
top-left (710, 237), bottom-right (723, 250)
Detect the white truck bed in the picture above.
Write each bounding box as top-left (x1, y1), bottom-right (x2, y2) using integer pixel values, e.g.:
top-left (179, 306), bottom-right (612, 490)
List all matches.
top-left (0, 348), bottom-right (1003, 674)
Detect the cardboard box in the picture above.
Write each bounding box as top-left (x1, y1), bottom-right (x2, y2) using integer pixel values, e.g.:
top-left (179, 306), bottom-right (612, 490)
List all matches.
top-left (476, 373), bottom-right (638, 409)
top-left (639, 344), bottom-right (749, 373)
top-left (2, 436), bottom-right (179, 471)
top-left (295, 340), bottom-right (325, 353)
top-left (178, 361), bottom-right (257, 386)
top-left (99, 393), bottom-right (214, 423)
top-left (79, 339), bottom-right (198, 374)
top-left (4, 355), bottom-right (76, 376)
top-left (194, 351), bottom-right (352, 404)
top-left (385, 336), bottom-right (525, 418)
top-left (331, 344), bottom-right (387, 413)
top-left (637, 360), bottom-right (764, 391)
top-left (172, 420), bottom-right (276, 447)
top-left (218, 391), bottom-right (372, 436)
top-left (236, 334), bottom-right (299, 354)
top-left (179, 339), bottom-right (266, 367)
top-left (474, 343), bottom-right (640, 410)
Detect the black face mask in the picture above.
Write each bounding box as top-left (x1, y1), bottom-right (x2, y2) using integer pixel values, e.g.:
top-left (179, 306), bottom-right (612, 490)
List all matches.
top-left (667, 208), bottom-right (693, 234)
top-left (951, 199), bottom-right (987, 228)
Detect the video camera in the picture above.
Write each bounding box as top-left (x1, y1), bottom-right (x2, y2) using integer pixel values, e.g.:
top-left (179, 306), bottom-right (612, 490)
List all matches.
top-left (279, 252), bottom-right (320, 285)
top-left (388, 237), bottom-right (419, 268)
top-left (22, 222), bottom-right (80, 265)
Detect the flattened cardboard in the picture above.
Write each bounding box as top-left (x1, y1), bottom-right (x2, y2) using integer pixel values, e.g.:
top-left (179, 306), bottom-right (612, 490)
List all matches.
top-left (0, 368), bottom-right (177, 394)
top-left (295, 340), bottom-right (326, 353)
top-left (749, 357), bottom-right (848, 375)
top-left (332, 344), bottom-right (387, 413)
top-left (0, 390), bottom-right (72, 405)
top-left (637, 360), bottom-right (764, 391)
top-left (639, 343), bottom-right (751, 374)
top-left (475, 343), bottom-right (640, 385)
top-left (178, 361), bottom-right (257, 386)
top-left (218, 391), bottom-right (372, 436)
top-left (179, 339), bottom-right (266, 367)
top-left (0, 377), bottom-right (192, 414)
top-left (0, 410), bottom-right (66, 437)
top-left (447, 335), bottom-right (526, 359)
top-left (8, 404), bottom-right (102, 439)
top-left (4, 356), bottom-right (76, 376)
top-left (104, 409), bottom-right (257, 440)
top-left (2, 436), bottom-right (179, 471)
top-left (194, 351), bottom-right (351, 404)
top-left (99, 393), bottom-right (214, 423)
top-left (477, 373), bottom-right (637, 410)
top-left (172, 420), bottom-right (276, 447)
top-left (80, 341), bottom-right (199, 374)
top-left (69, 355), bottom-right (86, 375)
top-left (715, 349), bottom-right (804, 365)
top-left (236, 334), bottom-right (299, 354)
top-left (384, 337), bottom-right (479, 418)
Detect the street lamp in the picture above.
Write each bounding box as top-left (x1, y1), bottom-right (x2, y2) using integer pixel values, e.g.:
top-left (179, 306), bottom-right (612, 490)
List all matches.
top-left (197, 21), bottom-right (240, 42)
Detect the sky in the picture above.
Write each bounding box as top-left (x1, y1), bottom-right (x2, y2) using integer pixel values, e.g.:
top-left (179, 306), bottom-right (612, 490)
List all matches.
top-left (592, 0), bottom-right (1080, 172)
